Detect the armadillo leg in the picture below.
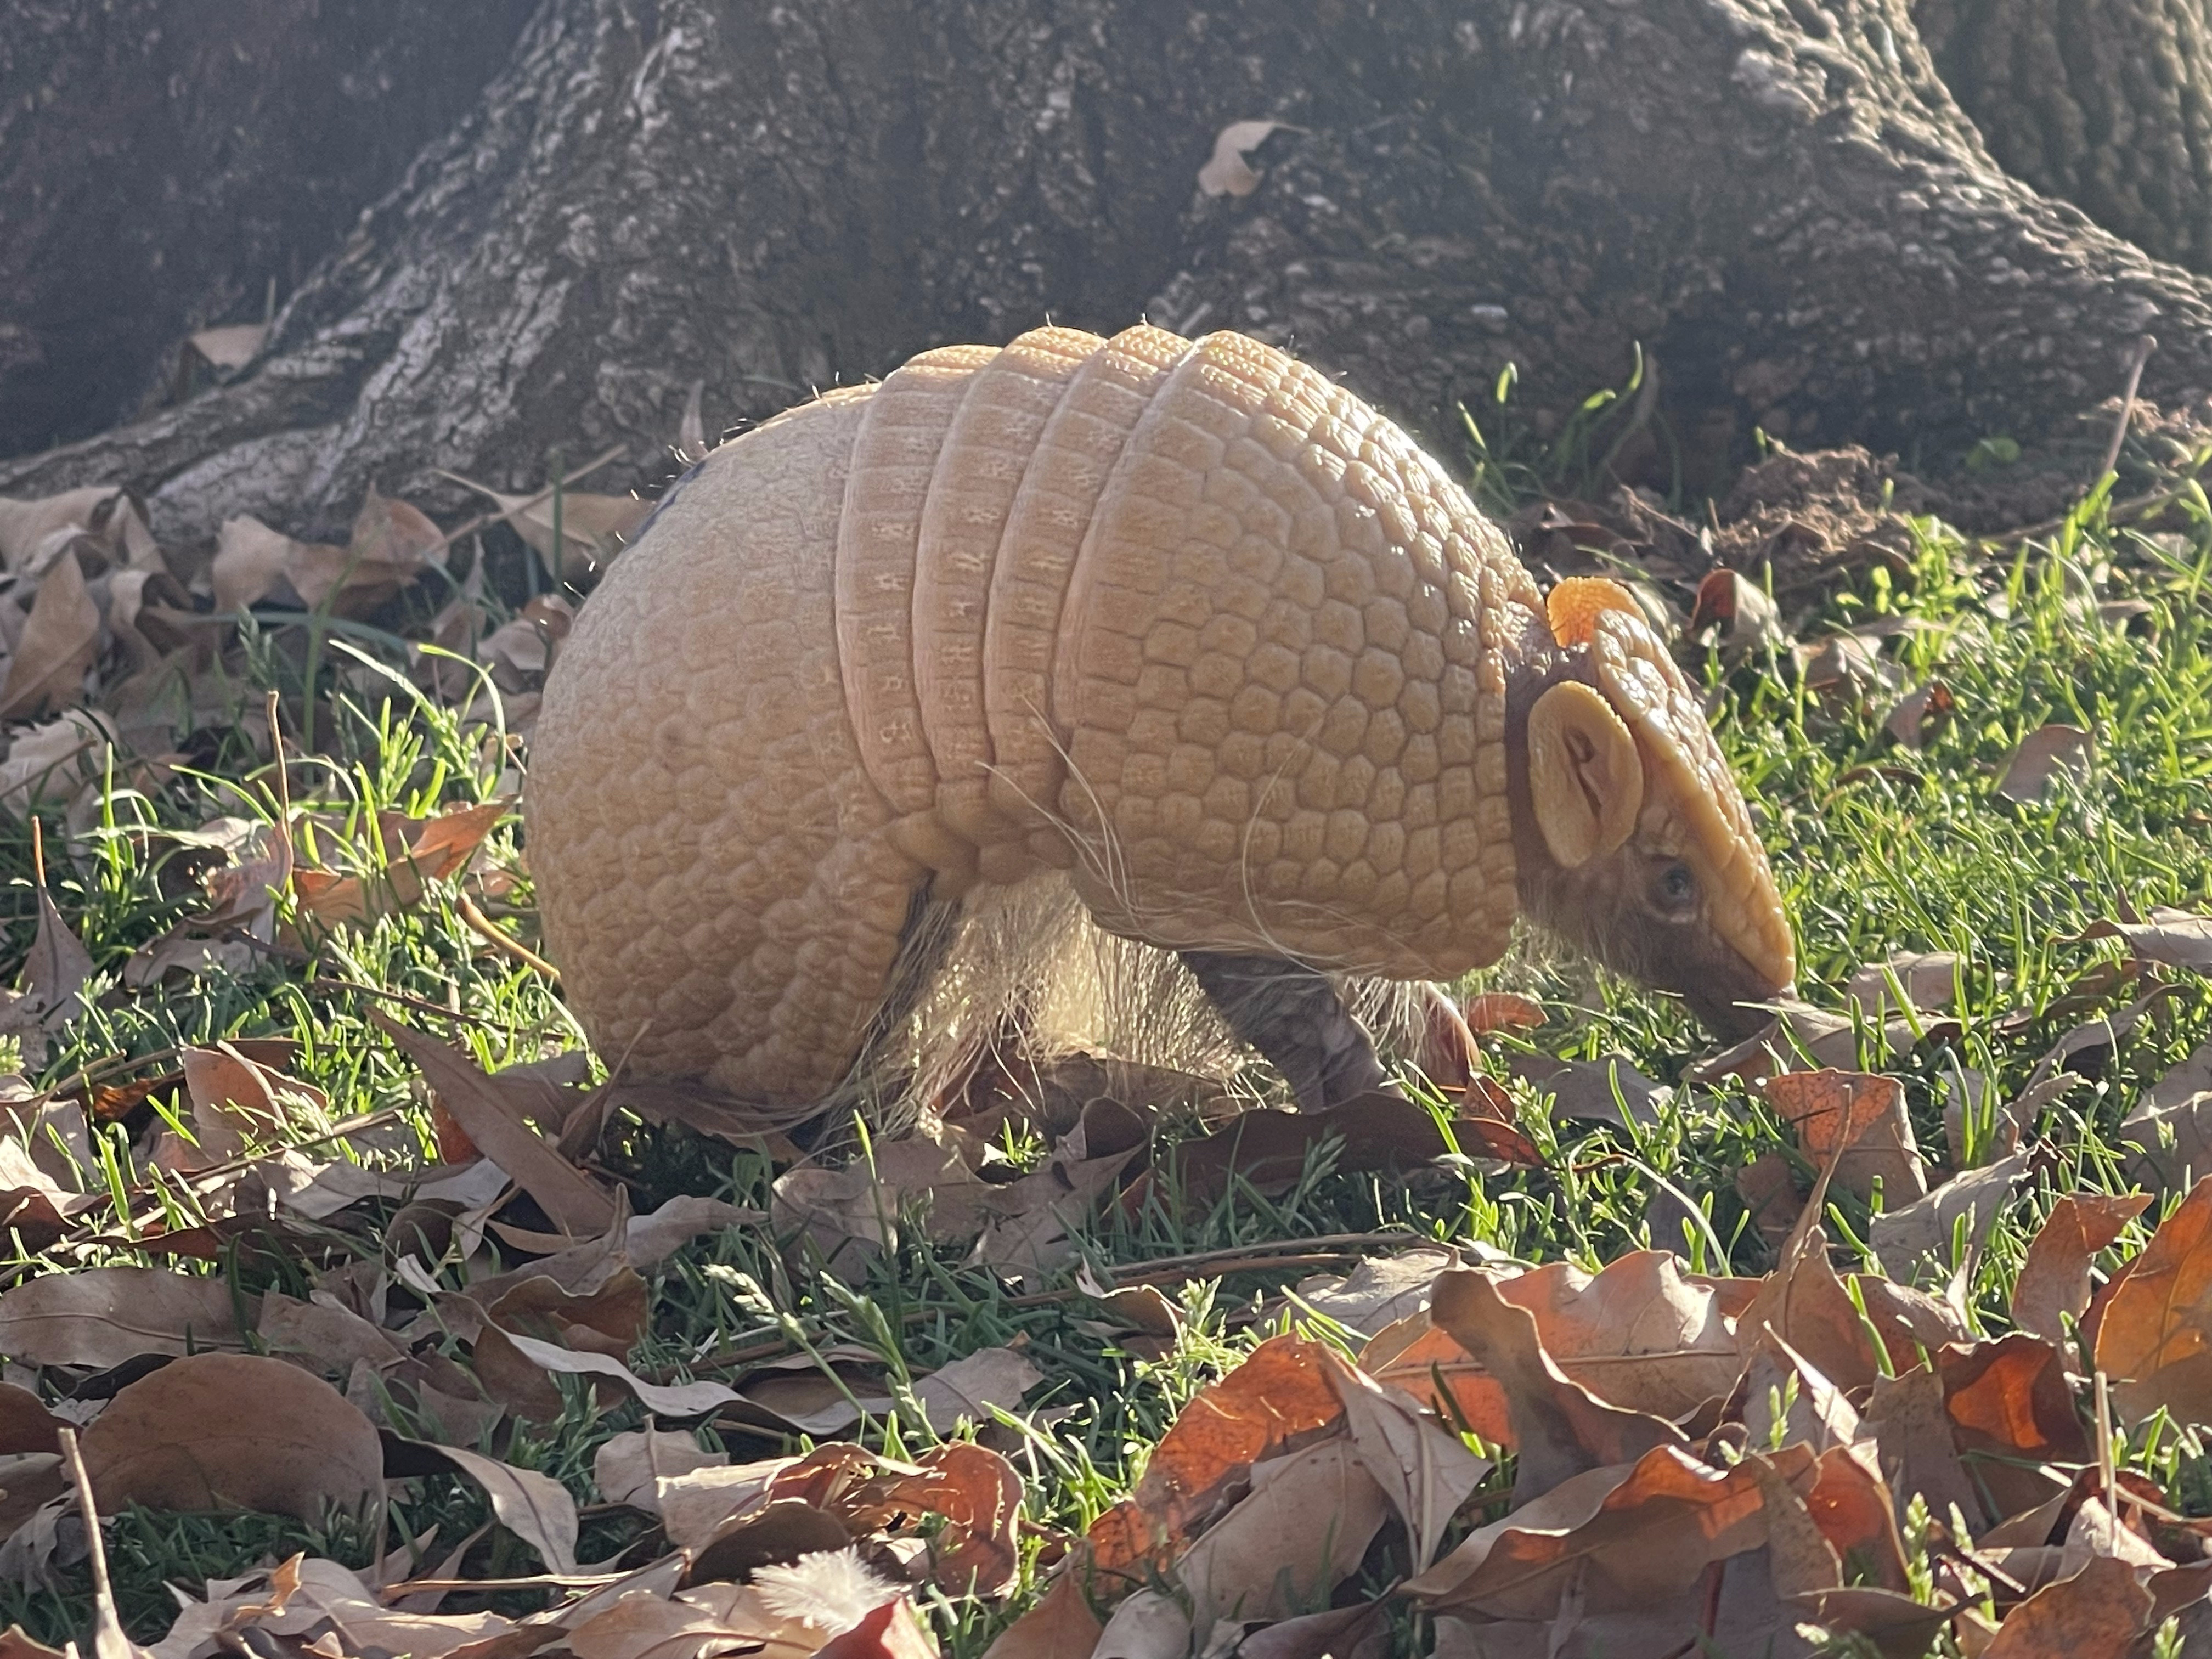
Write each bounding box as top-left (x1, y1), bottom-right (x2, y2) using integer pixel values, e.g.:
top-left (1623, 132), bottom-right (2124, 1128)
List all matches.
top-left (1177, 950), bottom-right (1391, 1113)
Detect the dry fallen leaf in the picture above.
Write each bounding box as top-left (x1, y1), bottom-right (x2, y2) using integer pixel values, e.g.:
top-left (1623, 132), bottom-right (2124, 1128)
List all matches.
top-left (0, 552), bottom-right (100, 723)
top-left (431, 1442), bottom-right (580, 1576)
top-left (291, 798), bottom-right (510, 928)
top-left (1996, 723), bottom-right (2093, 803)
top-left (1763, 1069), bottom-right (1928, 1206)
top-left (594, 1427), bottom-right (726, 1513)
top-left (0, 1266), bottom-right (250, 1368)
top-left (1196, 119), bottom-right (1292, 196)
top-left (436, 469), bottom-right (650, 583)
top-left (2095, 1175), bottom-right (2212, 1426)
top-left (372, 1009), bottom-right (617, 1239)
top-left (2012, 1193), bottom-right (2151, 1342)
top-left (2079, 906), bottom-right (2212, 972)
top-left (80, 1353), bottom-right (382, 1523)
top-left (1868, 1150), bottom-right (2029, 1286)
top-left (1429, 1268), bottom-right (1686, 1500)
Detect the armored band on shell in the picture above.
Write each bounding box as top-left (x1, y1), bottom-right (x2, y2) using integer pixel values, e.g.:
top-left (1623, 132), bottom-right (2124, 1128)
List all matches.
top-left (524, 326), bottom-right (1793, 1107)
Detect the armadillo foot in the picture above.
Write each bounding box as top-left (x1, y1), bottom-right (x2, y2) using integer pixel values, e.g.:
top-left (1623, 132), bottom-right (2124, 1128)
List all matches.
top-left (1178, 951), bottom-right (1392, 1113)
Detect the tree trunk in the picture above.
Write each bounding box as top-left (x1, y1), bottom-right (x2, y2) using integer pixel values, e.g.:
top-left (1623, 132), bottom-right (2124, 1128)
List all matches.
top-left (4, 0), bottom-right (2211, 546)
top-left (1922, 0), bottom-right (2212, 274)
top-left (0, 0), bottom-right (539, 460)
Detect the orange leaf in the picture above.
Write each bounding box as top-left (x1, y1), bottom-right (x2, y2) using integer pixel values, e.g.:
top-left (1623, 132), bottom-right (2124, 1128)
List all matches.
top-left (2014, 1194), bottom-right (2151, 1341)
top-left (1084, 1334), bottom-right (1344, 1585)
top-left (2095, 1176), bottom-right (2212, 1427)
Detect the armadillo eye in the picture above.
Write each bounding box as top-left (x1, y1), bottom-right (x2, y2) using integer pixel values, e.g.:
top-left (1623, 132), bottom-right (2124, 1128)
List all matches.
top-left (1651, 860), bottom-right (1699, 917)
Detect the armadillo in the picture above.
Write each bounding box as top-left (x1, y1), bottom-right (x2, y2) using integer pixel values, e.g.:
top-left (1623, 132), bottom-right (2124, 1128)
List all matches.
top-left (523, 325), bottom-right (1794, 1116)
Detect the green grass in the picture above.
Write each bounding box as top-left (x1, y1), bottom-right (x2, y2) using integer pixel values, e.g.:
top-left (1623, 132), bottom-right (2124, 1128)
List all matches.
top-left (0, 445), bottom-right (2206, 1654)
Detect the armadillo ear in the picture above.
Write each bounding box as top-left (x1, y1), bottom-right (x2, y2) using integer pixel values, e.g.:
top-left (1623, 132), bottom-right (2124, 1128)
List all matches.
top-left (1527, 681), bottom-right (1644, 868)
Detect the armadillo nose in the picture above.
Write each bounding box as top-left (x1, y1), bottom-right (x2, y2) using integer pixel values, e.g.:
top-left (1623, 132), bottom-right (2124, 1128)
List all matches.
top-left (1683, 956), bottom-right (1791, 1041)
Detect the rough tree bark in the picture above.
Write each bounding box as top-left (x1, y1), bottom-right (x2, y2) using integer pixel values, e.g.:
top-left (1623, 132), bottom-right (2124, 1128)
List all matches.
top-left (0, 0), bottom-right (539, 459)
top-left (6, 0), bottom-right (2212, 545)
top-left (1923, 0), bottom-right (2212, 273)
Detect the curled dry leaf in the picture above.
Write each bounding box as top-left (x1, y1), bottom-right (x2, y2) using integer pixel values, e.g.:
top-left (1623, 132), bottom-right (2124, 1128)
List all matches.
top-left (2012, 1193), bottom-right (2151, 1341)
top-left (1884, 679), bottom-right (1955, 749)
top-left (430, 1443), bottom-right (580, 1576)
top-left (436, 469), bottom-right (650, 583)
top-left (1428, 1268), bottom-right (1685, 1501)
top-left (1084, 1334), bottom-right (1345, 1591)
top-left (1292, 1246), bottom-right (1462, 1339)
top-left (1996, 723), bottom-right (2093, 803)
top-left (2079, 906), bottom-right (2212, 972)
top-left (291, 797), bottom-right (510, 927)
top-left (911, 1346), bottom-right (1043, 1433)
top-left (1405, 1443), bottom-right (1765, 1620)
top-left (0, 551), bottom-right (100, 723)
top-left (0, 709), bottom-right (113, 821)
top-left (371, 1008), bottom-right (616, 1239)
top-left (1093, 1438), bottom-right (1390, 1658)
top-left (1196, 119), bottom-right (1290, 196)
top-left (594, 1427), bottom-right (725, 1513)
top-left (1688, 568), bottom-right (1786, 654)
top-left (1868, 1150), bottom-right (2029, 1286)
top-left (78, 1353), bottom-right (382, 1523)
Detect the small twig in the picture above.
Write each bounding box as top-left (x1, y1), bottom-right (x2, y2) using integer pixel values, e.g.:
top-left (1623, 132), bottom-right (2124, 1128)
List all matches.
top-left (2096, 334), bottom-right (2158, 485)
top-left (456, 892), bottom-right (560, 980)
top-left (59, 1427), bottom-right (136, 1659)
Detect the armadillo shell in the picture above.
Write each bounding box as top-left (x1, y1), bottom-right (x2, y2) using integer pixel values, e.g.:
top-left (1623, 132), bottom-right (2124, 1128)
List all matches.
top-left (527, 328), bottom-right (1543, 1107)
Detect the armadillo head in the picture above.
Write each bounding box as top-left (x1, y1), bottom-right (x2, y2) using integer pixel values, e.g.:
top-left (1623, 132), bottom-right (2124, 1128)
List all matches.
top-left (1508, 578), bottom-right (1795, 1039)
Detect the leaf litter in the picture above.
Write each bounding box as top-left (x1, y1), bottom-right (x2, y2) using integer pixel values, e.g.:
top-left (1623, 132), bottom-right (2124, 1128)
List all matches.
top-left (0, 399), bottom-right (2209, 1659)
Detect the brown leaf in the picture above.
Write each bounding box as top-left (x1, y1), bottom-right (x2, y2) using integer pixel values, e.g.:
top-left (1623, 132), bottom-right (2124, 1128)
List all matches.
top-left (2079, 907), bottom-right (2212, 971)
top-left (495, 1328), bottom-right (737, 1418)
top-left (1859, 1365), bottom-right (1985, 1534)
top-left (1884, 680), bottom-right (1955, 750)
top-left (177, 1042), bottom-right (327, 1167)
top-left (1868, 1150), bottom-right (2028, 1284)
top-left (1429, 1268), bottom-right (1685, 1502)
top-left (18, 857), bottom-right (91, 1040)
top-left (592, 1427), bottom-right (725, 1513)
top-left (2013, 1194), bottom-right (2151, 1341)
top-left (1320, 1347), bottom-right (1490, 1570)
top-left (1491, 1251), bottom-right (1745, 1422)
top-left (371, 1009), bottom-right (616, 1239)
top-left (79, 1353), bottom-right (382, 1523)
top-left (1155, 1091), bottom-right (1540, 1212)
top-left (1735, 1230), bottom-right (1884, 1393)
top-left (1982, 1553), bottom-right (2152, 1659)
top-left (977, 1574), bottom-right (1101, 1659)
top-left (0, 1266), bottom-right (250, 1367)
top-left (1465, 993), bottom-right (1546, 1036)
top-left (0, 708), bottom-right (114, 820)
top-left (1094, 1437), bottom-right (1390, 1655)
top-left (1084, 1334), bottom-right (1345, 1589)
top-left (186, 323), bottom-right (268, 373)
top-left (1292, 1246), bottom-right (1461, 1339)
top-left (1197, 119), bottom-right (1289, 196)
top-left (772, 1137), bottom-right (998, 1277)
top-left (2095, 1175), bottom-right (2212, 1426)
top-left (436, 470), bottom-right (649, 583)
top-left (431, 1443), bottom-right (579, 1575)
top-left (1507, 1053), bottom-right (1663, 1128)
top-left (1404, 1443), bottom-right (1765, 1620)
top-left (1996, 724), bottom-right (2093, 803)
top-left (912, 1346), bottom-right (1043, 1433)
top-left (1938, 1338), bottom-right (2086, 1521)
top-left (0, 552), bottom-right (99, 723)
top-left (291, 798), bottom-right (511, 927)
top-left (815, 1598), bottom-right (939, 1659)
top-left (1690, 568), bottom-right (1786, 653)
top-left (1763, 1069), bottom-right (1927, 1206)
